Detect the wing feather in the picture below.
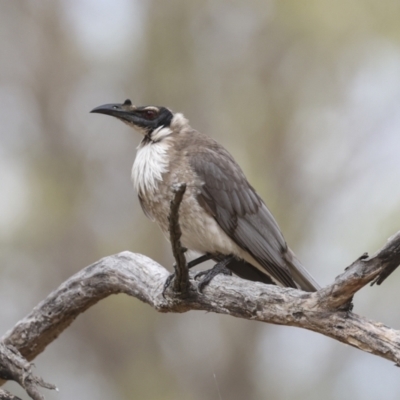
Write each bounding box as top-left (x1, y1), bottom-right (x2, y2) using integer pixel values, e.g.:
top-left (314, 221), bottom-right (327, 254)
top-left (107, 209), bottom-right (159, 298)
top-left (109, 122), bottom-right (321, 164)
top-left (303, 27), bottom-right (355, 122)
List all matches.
top-left (190, 145), bottom-right (297, 288)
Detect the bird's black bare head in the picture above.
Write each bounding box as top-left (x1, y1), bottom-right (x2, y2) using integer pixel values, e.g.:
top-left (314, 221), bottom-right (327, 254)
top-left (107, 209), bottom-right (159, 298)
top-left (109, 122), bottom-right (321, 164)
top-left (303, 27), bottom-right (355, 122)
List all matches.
top-left (90, 99), bottom-right (173, 135)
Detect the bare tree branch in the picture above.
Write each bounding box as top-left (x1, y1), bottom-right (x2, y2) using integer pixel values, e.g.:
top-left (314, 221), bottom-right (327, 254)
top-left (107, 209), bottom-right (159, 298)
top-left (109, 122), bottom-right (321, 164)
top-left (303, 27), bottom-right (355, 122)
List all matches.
top-left (0, 230), bottom-right (399, 372)
top-left (0, 388), bottom-right (23, 400)
top-left (372, 231), bottom-right (400, 285)
top-left (316, 231), bottom-right (400, 310)
top-left (1, 194), bottom-right (400, 400)
top-left (0, 343), bottom-right (56, 400)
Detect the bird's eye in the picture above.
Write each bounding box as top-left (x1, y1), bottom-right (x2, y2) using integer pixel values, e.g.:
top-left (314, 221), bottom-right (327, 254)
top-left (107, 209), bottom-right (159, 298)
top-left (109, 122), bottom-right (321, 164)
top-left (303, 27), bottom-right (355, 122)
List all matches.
top-left (143, 110), bottom-right (157, 120)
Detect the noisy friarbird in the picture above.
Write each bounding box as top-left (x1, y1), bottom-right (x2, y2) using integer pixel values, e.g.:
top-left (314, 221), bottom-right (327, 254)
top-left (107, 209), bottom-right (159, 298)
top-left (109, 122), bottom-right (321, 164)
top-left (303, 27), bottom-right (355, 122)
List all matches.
top-left (91, 100), bottom-right (320, 292)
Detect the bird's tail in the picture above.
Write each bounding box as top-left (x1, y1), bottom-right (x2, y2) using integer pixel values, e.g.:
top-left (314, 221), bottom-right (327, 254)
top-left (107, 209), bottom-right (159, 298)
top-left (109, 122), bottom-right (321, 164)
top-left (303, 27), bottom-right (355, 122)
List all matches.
top-left (285, 248), bottom-right (321, 292)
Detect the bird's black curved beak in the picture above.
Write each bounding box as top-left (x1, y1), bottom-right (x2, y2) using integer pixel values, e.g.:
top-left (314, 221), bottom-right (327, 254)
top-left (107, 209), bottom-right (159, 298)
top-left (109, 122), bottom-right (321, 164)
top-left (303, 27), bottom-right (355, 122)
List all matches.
top-left (90, 103), bottom-right (125, 117)
top-left (90, 99), bottom-right (136, 123)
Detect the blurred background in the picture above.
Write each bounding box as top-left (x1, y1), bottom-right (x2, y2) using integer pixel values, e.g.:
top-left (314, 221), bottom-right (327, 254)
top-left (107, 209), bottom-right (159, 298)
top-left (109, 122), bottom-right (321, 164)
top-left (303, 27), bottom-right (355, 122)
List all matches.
top-left (1, 0), bottom-right (400, 399)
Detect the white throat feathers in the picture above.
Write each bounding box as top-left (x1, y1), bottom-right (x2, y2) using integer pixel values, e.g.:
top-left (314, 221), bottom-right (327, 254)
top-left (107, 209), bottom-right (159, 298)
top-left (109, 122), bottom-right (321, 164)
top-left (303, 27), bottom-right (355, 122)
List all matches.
top-left (132, 137), bottom-right (171, 195)
top-left (131, 113), bottom-right (189, 195)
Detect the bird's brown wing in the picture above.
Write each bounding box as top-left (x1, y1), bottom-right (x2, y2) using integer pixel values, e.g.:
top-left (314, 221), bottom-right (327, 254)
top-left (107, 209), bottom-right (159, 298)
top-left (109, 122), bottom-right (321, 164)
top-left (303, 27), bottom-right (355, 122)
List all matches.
top-left (190, 145), bottom-right (297, 288)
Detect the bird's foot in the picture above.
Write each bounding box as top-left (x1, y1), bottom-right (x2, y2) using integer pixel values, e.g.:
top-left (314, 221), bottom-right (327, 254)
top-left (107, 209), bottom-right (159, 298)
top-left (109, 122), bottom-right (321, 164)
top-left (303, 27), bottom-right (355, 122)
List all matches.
top-left (195, 260), bottom-right (232, 292)
top-left (163, 254), bottom-right (222, 297)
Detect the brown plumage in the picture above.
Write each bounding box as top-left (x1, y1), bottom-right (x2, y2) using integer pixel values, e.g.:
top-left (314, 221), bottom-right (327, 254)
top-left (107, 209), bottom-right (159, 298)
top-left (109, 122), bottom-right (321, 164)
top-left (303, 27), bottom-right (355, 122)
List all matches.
top-left (91, 101), bottom-right (320, 292)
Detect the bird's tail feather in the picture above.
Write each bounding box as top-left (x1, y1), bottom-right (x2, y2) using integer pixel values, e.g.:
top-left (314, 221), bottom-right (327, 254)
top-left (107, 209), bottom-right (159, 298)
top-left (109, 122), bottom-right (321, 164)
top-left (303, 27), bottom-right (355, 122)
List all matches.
top-left (285, 248), bottom-right (321, 292)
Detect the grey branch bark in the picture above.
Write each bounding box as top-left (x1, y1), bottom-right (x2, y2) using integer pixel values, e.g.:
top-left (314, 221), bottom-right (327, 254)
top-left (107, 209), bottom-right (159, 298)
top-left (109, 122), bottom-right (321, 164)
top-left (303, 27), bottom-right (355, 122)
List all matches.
top-left (0, 388), bottom-right (22, 400)
top-left (1, 232), bottom-right (400, 399)
top-left (0, 342), bottom-right (56, 400)
top-left (1, 232), bottom-right (400, 365)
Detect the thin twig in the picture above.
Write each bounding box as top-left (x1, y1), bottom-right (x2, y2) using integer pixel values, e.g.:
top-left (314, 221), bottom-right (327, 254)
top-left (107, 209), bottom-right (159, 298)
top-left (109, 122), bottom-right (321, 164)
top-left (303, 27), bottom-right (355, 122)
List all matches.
top-left (316, 231), bottom-right (400, 310)
top-left (168, 183), bottom-right (189, 295)
top-left (372, 231), bottom-right (400, 285)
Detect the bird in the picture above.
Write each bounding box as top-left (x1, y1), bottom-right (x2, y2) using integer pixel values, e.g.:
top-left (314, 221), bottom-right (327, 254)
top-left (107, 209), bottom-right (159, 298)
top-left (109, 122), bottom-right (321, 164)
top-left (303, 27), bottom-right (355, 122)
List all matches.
top-left (91, 99), bottom-right (320, 292)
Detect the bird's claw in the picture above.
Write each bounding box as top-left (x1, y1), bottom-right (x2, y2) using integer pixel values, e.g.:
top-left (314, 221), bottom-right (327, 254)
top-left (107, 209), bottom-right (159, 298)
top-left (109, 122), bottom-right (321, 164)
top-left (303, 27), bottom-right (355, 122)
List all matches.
top-left (195, 263), bottom-right (232, 292)
top-left (164, 255), bottom-right (233, 296)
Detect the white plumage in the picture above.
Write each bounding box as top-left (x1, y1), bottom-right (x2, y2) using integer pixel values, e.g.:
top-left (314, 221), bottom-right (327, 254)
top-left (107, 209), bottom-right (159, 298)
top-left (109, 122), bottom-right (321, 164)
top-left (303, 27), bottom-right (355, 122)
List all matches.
top-left (131, 114), bottom-right (185, 195)
top-left (131, 135), bottom-right (172, 195)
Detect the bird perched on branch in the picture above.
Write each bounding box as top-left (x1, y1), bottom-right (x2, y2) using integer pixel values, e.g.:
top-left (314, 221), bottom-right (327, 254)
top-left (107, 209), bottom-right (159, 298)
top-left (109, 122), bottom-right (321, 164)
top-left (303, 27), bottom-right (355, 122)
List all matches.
top-left (91, 100), bottom-right (320, 292)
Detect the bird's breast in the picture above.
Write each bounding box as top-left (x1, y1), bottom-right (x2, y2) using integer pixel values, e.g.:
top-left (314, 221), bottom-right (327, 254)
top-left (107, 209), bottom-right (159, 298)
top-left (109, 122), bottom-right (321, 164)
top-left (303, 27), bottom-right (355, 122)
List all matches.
top-left (131, 139), bottom-right (247, 258)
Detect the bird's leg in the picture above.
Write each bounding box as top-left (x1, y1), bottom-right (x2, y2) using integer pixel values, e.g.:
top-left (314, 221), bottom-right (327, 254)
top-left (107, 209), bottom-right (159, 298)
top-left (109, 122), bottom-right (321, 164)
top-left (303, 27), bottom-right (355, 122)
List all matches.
top-left (171, 253), bottom-right (212, 271)
top-left (195, 255), bottom-right (234, 292)
top-left (187, 253), bottom-right (213, 269)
